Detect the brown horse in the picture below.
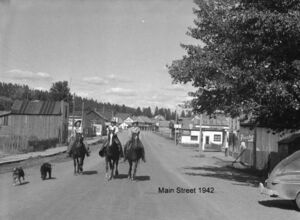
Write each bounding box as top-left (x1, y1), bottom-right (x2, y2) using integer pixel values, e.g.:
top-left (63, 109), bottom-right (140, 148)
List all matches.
top-left (104, 129), bottom-right (121, 180)
top-left (70, 134), bottom-right (89, 175)
top-left (124, 132), bottom-right (145, 180)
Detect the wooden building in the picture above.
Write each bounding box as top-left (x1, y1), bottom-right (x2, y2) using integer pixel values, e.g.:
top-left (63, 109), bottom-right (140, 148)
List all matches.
top-left (0, 100), bottom-right (69, 152)
top-left (179, 115), bottom-right (229, 151)
top-left (231, 118), bottom-right (299, 172)
top-left (84, 110), bottom-right (109, 136)
top-left (69, 110), bottom-right (109, 137)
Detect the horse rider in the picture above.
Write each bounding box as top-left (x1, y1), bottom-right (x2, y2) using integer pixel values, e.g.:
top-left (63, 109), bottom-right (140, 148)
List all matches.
top-left (67, 120), bottom-right (89, 157)
top-left (124, 120), bottom-right (146, 162)
top-left (105, 119), bottom-right (124, 157)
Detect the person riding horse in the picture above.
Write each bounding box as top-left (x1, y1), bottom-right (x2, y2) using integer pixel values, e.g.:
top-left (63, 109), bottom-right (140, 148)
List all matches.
top-left (124, 121), bottom-right (146, 162)
top-left (67, 120), bottom-right (89, 157)
top-left (100, 119), bottom-right (123, 158)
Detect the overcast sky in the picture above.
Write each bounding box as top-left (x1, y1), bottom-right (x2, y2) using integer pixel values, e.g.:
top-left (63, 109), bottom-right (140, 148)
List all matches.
top-left (0, 0), bottom-right (199, 109)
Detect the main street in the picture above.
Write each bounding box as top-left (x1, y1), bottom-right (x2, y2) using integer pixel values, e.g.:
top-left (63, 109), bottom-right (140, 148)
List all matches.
top-left (0, 132), bottom-right (299, 220)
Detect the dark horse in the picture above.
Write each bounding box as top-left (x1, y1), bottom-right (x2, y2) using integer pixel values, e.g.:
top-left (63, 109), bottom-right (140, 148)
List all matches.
top-left (124, 132), bottom-right (144, 180)
top-left (104, 129), bottom-right (121, 180)
top-left (70, 134), bottom-right (89, 175)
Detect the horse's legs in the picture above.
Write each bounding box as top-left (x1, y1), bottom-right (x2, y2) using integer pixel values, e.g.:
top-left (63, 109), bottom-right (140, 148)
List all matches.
top-left (105, 158), bottom-right (109, 179)
top-left (133, 160), bottom-right (138, 180)
top-left (128, 160), bottom-right (132, 179)
top-left (76, 157), bottom-right (79, 174)
top-left (109, 160), bottom-right (113, 180)
top-left (73, 158), bottom-right (77, 175)
top-left (115, 159), bottom-right (119, 177)
top-left (79, 156), bottom-right (84, 173)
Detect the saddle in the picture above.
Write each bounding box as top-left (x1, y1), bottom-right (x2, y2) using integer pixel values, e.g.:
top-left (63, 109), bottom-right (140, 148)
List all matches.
top-left (70, 134), bottom-right (87, 156)
top-left (99, 135), bottom-right (121, 157)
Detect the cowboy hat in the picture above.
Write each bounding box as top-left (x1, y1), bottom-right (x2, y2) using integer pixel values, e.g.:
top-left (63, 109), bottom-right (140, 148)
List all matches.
top-left (111, 118), bottom-right (117, 123)
top-left (74, 120), bottom-right (81, 127)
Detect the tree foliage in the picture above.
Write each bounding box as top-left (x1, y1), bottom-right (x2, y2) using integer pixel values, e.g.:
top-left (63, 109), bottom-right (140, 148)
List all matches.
top-left (0, 81), bottom-right (176, 120)
top-left (168, 0), bottom-right (300, 131)
top-left (49, 81), bottom-right (72, 102)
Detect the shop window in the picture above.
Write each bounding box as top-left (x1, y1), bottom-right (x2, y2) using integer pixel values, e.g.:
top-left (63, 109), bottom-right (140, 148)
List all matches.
top-left (191, 136), bottom-right (198, 141)
top-left (213, 134), bottom-right (221, 142)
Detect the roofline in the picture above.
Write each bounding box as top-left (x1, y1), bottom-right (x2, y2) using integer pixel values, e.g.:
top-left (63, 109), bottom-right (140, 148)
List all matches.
top-left (11, 113), bottom-right (62, 116)
top-left (86, 110), bottom-right (109, 121)
top-left (0, 112), bottom-right (11, 117)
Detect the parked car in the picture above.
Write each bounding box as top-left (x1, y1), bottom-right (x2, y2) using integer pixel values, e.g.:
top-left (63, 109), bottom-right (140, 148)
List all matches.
top-left (259, 150), bottom-right (300, 210)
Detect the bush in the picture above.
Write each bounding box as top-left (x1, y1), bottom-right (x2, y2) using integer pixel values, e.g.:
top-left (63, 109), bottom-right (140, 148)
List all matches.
top-left (28, 137), bottom-right (59, 152)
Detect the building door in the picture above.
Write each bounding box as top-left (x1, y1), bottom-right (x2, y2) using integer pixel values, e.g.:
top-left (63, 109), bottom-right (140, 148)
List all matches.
top-left (205, 136), bottom-right (210, 144)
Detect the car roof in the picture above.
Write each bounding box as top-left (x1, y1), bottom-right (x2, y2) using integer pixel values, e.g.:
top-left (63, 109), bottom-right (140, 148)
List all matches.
top-left (270, 150), bottom-right (300, 178)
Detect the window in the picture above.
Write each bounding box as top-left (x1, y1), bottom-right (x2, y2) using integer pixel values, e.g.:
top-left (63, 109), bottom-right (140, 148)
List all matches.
top-left (213, 134), bottom-right (221, 142)
top-left (191, 136), bottom-right (198, 141)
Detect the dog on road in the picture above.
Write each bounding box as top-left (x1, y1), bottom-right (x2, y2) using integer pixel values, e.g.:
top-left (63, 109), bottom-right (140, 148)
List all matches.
top-left (40, 163), bottom-right (52, 180)
top-left (12, 167), bottom-right (25, 186)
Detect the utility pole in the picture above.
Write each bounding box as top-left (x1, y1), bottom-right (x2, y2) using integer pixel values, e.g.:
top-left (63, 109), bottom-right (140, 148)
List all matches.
top-left (81, 101), bottom-right (84, 134)
top-left (199, 114), bottom-right (203, 154)
top-left (174, 110), bottom-right (177, 145)
top-left (72, 93), bottom-right (75, 133)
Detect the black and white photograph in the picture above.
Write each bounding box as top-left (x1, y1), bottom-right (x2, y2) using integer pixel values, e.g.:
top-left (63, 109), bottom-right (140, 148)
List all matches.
top-left (0, 0), bottom-right (300, 219)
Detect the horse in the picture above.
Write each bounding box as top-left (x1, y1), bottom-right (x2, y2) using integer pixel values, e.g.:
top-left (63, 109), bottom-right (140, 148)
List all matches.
top-left (70, 134), bottom-right (89, 175)
top-left (104, 129), bottom-right (121, 180)
top-left (124, 132), bottom-right (145, 180)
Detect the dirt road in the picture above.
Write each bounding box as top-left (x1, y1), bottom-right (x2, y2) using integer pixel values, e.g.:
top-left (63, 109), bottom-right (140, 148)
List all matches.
top-left (0, 131), bottom-right (299, 220)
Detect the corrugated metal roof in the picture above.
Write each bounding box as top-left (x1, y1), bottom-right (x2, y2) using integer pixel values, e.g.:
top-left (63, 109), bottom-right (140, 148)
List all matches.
top-left (158, 120), bottom-right (171, 127)
top-left (115, 113), bottom-right (131, 121)
top-left (179, 114), bottom-right (229, 130)
top-left (192, 114), bottom-right (229, 127)
top-left (92, 110), bottom-right (109, 121)
top-left (279, 133), bottom-right (300, 144)
top-left (181, 117), bottom-right (194, 129)
top-left (138, 116), bottom-right (153, 124)
top-left (11, 100), bottom-right (63, 115)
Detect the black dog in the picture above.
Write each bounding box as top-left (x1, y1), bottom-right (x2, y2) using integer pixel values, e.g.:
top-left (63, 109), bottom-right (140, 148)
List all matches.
top-left (40, 163), bottom-right (52, 180)
top-left (12, 167), bottom-right (25, 186)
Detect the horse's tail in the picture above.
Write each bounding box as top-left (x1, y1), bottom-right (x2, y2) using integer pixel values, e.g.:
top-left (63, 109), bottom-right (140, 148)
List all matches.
top-left (99, 144), bottom-right (106, 157)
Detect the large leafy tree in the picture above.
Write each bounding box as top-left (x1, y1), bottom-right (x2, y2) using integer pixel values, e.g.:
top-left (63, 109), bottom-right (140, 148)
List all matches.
top-left (168, 0), bottom-right (300, 131)
top-left (49, 81), bottom-right (72, 102)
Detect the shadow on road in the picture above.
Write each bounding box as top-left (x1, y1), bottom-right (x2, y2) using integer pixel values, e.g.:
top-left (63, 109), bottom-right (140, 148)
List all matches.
top-left (183, 165), bottom-right (262, 187)
top-left (42, 177), bottom-right (57, 180)
top-left (134, 175), bottom-right (150, 181)
top-left (82, 170), bottom-right (98, 175)
top-left (114, 174), bottom-right (128, 179)
top-left (259, 199), bottom-right (298, 211)
top-left (16, 181), bottom-right (30, 186)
